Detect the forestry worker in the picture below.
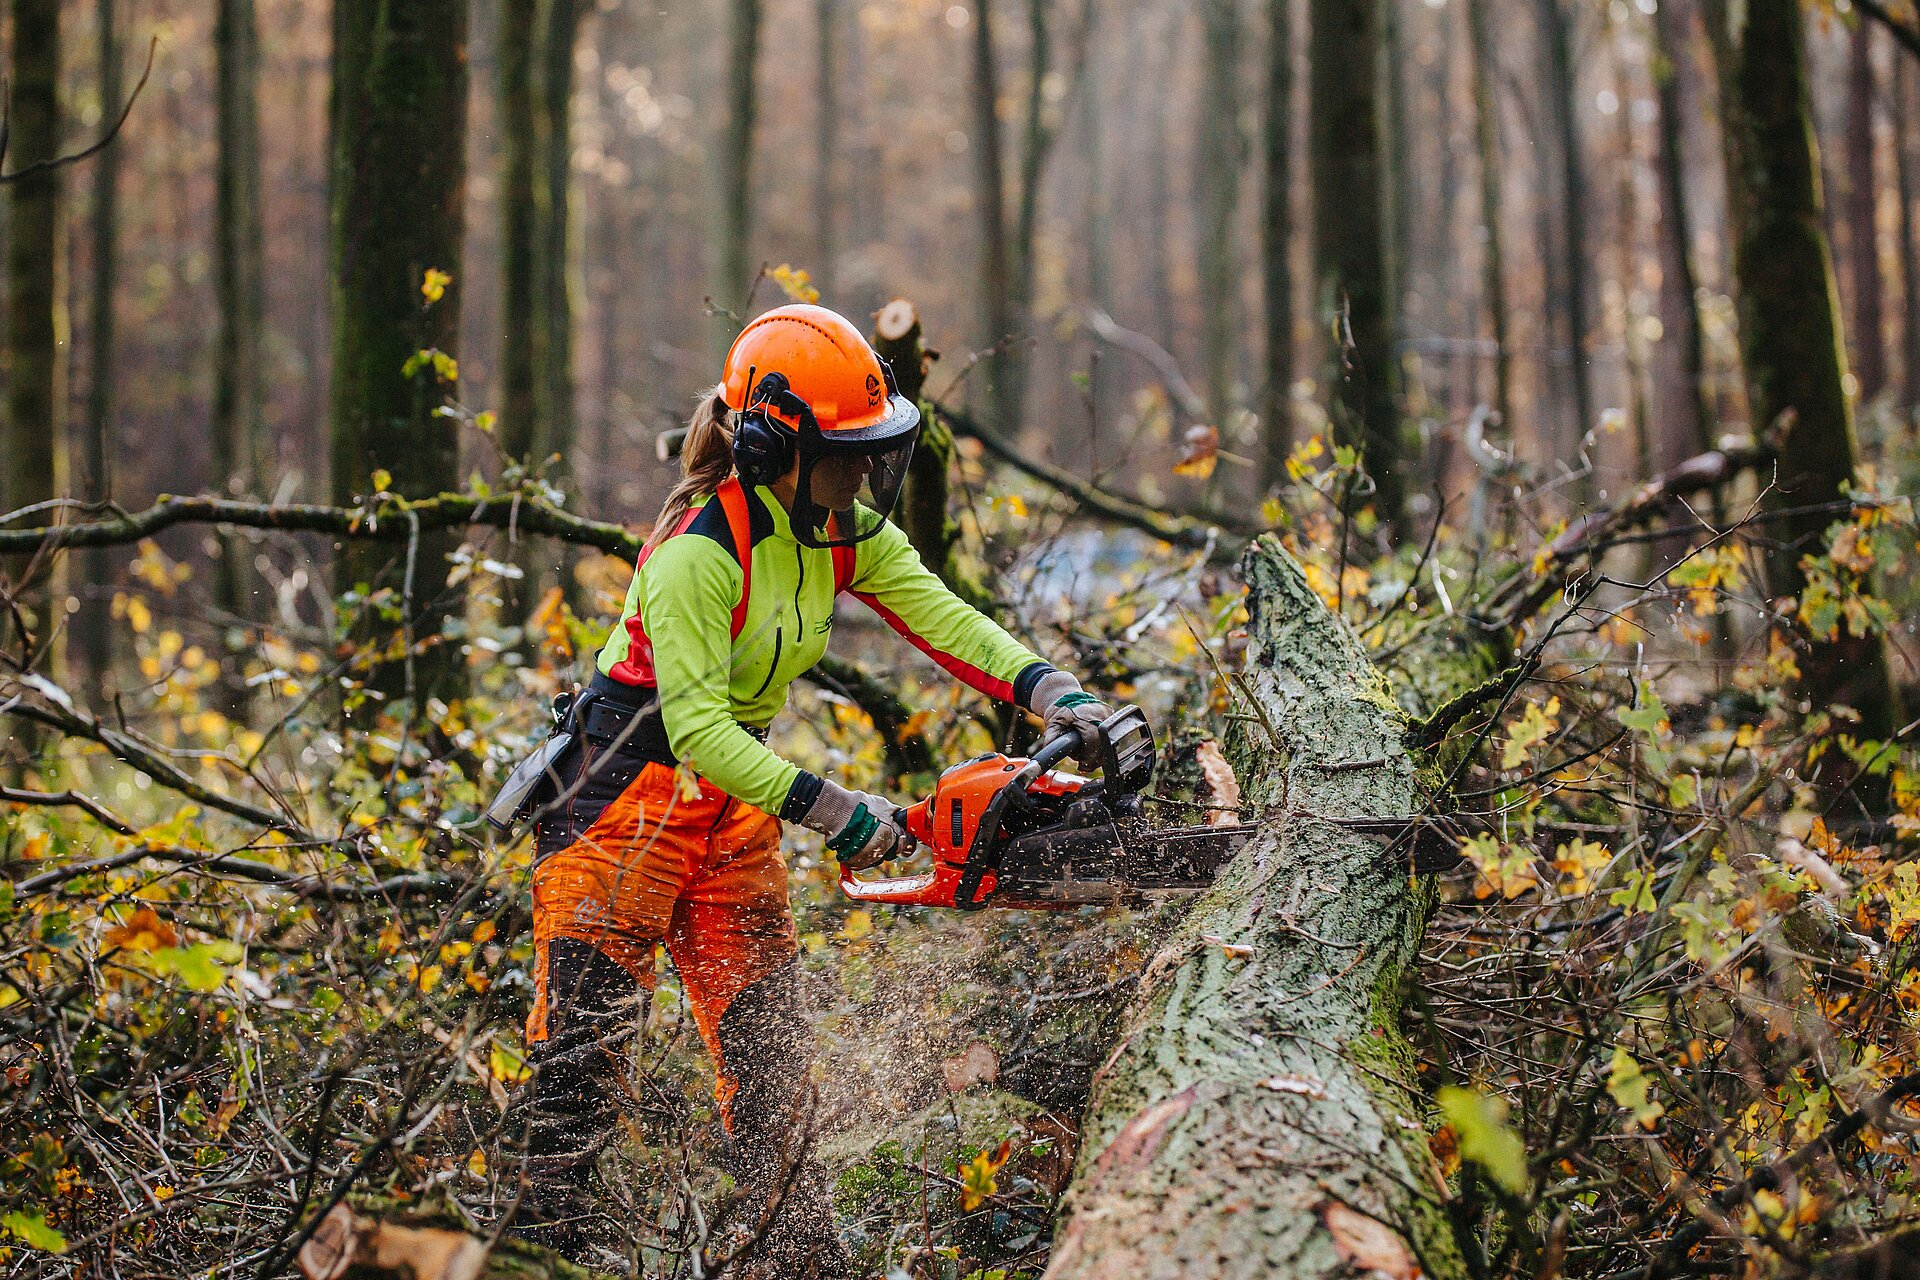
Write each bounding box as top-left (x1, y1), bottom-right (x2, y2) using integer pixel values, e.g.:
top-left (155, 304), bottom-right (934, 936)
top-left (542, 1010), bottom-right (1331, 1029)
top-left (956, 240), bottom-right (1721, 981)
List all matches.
top-left (505, 303), bottom-right (1112, 1276)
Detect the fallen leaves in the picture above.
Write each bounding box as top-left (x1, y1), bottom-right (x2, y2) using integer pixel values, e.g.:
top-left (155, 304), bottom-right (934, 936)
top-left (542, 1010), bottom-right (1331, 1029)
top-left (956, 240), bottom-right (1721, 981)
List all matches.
top-left (941, 1041), bottom-right (1000, 1093)
top-left (1322, 1200), bottom-right (1422, 1279)
top-left (958, 1138), bottom-right (1013, 1211)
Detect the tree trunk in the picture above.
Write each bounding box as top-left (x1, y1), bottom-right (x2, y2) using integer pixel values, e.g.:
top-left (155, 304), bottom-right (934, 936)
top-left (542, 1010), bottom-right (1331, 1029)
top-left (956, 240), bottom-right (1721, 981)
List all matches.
top-left (4, 0), bottom-right (65, 585)
top-left (498, 0), bottom-right (544, 467)
top-left (1540, 0), bottom-right (1596, 501)
top-left (1197, 0), bottom-right (1245, 430)
top-left (716, 0), bottom-right (764, 352)
top-left (1648, 0), bottom-right (1712, 462)
top-left (1044, 539), bottom-right (1468, 1279)
top-left (814, 0), bottom-right (840, 301)
top-left (1309, 0), bottom-right (1409, 536)
top-left (328, 0), bottom-right (471, 706)
top-left (969, 0), bottom-right (1017, 430)
top-left (1846, 22), bottom-right (1886, 403)
top-left (873, 299), bottom-right (985, 607)
top-left (1260, 0), bottom-right (1295, 495)
top-left (539, 0), bottom-right (582, 481)
top-left (1466, 0), bottom-right (1511, 433)
top-left (1898, 55), bottom-right (1920, 411)
top-left (214, 0), bottom-right (268, 625)
top-left (1702, 0), bottom-right (1900, 739)
top-left (78, 0), bottom-right (120, 682)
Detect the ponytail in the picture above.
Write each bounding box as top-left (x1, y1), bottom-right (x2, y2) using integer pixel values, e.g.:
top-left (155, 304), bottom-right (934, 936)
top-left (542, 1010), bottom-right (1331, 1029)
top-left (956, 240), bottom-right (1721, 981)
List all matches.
top-left (643, 385), bottom-right (734, 556)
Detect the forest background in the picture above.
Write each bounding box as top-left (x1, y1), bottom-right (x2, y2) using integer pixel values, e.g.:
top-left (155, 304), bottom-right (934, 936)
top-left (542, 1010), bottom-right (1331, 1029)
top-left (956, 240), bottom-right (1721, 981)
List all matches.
top-left (2, 0), bottom-right (1920, 1277)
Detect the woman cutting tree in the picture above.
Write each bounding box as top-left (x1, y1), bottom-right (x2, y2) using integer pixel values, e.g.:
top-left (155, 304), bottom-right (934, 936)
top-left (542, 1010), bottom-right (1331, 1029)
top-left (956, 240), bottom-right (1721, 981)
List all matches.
top-left (507, 304), bottom-right (1112, 1275)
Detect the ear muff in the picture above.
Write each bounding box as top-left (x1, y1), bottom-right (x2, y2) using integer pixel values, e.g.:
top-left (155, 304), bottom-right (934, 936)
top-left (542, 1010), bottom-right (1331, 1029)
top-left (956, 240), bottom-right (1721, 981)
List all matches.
top-left (731, 371), bottom-right (795, 487)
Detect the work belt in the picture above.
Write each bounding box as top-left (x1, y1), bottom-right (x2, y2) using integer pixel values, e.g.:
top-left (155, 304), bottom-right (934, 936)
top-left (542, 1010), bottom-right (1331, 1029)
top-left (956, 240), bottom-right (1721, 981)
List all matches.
top-left (578, 672), bottom-right (768, 768)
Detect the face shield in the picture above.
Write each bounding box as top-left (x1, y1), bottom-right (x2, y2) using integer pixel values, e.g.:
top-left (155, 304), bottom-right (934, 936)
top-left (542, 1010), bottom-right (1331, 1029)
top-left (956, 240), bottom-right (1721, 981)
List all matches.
top-left (749, 372), bottom-right (922, 550)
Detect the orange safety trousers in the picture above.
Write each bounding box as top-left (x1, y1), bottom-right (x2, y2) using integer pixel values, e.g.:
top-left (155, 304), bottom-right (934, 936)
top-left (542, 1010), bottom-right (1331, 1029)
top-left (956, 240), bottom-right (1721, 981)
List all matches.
top-left (527, 756), bottom-right (799, 1124)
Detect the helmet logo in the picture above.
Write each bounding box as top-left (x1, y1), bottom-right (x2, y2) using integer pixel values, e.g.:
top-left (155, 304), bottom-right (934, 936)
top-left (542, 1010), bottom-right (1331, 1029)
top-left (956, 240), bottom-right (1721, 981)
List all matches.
top-left (866, 373), bottom-right (883, 408)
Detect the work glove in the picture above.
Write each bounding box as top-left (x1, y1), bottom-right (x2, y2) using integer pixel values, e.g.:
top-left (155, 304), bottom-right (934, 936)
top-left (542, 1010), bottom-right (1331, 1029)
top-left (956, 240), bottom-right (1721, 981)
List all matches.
top-left (801, 778), bottom-right (907, 871)
top-left (1029, 670), bottom-right (1113, 750)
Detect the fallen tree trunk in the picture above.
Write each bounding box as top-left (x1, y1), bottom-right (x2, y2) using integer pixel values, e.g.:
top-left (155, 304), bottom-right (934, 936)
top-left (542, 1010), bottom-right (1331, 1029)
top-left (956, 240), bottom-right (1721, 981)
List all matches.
top-left (1045, 537), bottom-right (1473, 1279)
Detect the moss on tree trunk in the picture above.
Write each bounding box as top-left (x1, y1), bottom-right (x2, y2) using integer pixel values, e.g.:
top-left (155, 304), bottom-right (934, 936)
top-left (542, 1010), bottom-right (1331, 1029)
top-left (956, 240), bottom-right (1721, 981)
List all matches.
top-left (1044, 539), bottom-right (1469, 1279)
top-left (328, 0), bottom-right (471, 706)
top-left (1704, 0), bottom-right (1901, 739)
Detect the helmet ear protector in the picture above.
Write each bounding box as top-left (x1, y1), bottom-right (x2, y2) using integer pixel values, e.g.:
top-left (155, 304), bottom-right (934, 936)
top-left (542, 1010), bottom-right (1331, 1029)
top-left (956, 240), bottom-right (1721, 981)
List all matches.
top-left (730, 359), bottom-right (921, 549)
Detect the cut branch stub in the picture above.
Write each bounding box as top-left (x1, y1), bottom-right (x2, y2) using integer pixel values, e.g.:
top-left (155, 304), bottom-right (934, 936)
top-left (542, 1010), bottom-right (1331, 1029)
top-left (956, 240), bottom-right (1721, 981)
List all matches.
top-left (1045, 536), bottom-right (1463, 1279)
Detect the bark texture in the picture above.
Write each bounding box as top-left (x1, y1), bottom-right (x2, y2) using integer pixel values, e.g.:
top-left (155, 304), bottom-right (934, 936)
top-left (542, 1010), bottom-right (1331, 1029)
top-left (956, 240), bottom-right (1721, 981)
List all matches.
top-left (1703, 0), bottom-right (1900, 739)
top-left (1259, 0), bottom-right (1294, 493)
top-left (716, 0), bottom-right (764, 352)
top-left (214, 0), bottom-right (267, 621)
top-left (4, 0), bottom-right (65, 548)
top-left (1044, 538), bottom-right (1462, 1279)
top-left (328, 0), bottom-right (471, 702)
top-left (78, 0), bottom-right (121, 679)
top-left (1308, 0), bottom-right (1408, 536)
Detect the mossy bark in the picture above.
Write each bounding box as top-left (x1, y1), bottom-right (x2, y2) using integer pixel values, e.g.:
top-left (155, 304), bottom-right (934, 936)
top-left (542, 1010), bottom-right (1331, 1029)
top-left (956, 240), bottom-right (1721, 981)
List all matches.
top-left (4, 0), bottom-right (65, 574)
top-left (1044, 538), bottom-right (1465, 1279)
top-left (328, 0), bottom-right (471, 706)
top-left (1704, 0), bottom-right (1901, 739)
top-left (1308, 0), bottom-right (1408, 538)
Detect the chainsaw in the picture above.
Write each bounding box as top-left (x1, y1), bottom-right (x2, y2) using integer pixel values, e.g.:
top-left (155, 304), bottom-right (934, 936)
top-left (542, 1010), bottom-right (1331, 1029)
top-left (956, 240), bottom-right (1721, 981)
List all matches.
top-left (838, 705), bottom-right (1463, 910)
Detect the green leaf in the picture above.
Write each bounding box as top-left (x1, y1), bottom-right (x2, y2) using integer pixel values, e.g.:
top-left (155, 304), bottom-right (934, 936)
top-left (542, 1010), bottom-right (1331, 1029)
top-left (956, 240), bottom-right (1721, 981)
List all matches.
top-left (1667, 773), bottom-right (1698, 808)
top-left (1607, 1046), bottom-right (1666, 1128)
top-left (2, 1210), bottom-right (68, 1254)
top-left (1436, 1085), bottom-right (1530, 1195)
top-left (1608, 868), bottom-right (1658, 916)
top-left (150, 942), bottom-right (241, 993)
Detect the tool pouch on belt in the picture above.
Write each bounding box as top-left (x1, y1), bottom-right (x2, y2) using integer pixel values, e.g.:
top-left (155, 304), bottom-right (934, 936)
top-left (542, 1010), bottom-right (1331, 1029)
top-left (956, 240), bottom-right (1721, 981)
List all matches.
top-left (485, 690), bottom-right (588, 831)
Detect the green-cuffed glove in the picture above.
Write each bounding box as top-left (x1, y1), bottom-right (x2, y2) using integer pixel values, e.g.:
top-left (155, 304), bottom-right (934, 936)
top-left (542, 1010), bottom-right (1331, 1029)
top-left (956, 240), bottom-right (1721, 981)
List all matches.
top-left (800, 778), bottom-right (906, 871)
top-left (1028, 670), bottom-right (1113, 749)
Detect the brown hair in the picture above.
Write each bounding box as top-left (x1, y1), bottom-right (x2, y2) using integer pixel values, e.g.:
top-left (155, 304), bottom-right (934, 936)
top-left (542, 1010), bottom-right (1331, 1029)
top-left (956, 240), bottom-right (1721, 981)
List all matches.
top-left (643, 385), bottom-right (734, 556)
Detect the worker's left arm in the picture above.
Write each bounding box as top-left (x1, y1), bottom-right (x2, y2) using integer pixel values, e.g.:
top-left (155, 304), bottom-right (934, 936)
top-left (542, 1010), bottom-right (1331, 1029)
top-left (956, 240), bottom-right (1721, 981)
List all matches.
top-left (844, 511), bottom-right (1063, 711)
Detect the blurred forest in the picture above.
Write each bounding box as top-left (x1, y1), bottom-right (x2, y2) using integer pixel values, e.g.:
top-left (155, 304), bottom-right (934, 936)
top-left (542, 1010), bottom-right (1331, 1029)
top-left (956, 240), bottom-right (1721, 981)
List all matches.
top-left (2, 0), bottom-right (1920, 1277)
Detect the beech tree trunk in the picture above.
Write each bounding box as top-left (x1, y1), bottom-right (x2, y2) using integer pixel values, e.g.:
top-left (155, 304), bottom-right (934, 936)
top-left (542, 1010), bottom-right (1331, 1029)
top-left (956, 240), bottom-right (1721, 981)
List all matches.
top-left (1044, 539), bottom-right (1474, 1279)
top-left (1465, 0), bottom-right (1511, 432)
top-left (1259, 0), bottom-right (1295, 493)
top-left (1703, 0), bottom-right (1900, 740)
top-left (1898, 55), bottom-right (1920, 411)
top-left (1197, 0), bottom-right (1245, 429)
top-left (1309, 0), bottom-right (1409, 536)
top-left (78, 0), bottom-right (121, 680)
top-left (4, 0), bottom-right (64, 578)
top-left (214, 0), bottom-right (267, 622)
top-left (328, 0), bottom-right (471, 705)
top-left (1540, 0), bottom-right (1595, 500)
top-left (540, 0), bottom-right (581, 481)
top-left (1846, 22), bottom-right (1886, 402)
top-left (1648, 0), bottom-right (1711, 463)
top-left (498, 0), bottom-right (544, 467)
top-left (716, 0), bottom-right (764, 353)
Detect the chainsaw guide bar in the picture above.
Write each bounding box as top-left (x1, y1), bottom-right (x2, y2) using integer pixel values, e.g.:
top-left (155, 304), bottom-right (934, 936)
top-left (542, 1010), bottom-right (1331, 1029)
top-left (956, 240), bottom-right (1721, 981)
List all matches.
top-left (838, 705), bottom-right (1466, 911)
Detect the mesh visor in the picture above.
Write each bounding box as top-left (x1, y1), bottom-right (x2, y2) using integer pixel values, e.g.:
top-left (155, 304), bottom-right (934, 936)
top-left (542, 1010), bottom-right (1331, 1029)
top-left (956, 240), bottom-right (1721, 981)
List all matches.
top-left (791, 429), bottom-right (919, 549)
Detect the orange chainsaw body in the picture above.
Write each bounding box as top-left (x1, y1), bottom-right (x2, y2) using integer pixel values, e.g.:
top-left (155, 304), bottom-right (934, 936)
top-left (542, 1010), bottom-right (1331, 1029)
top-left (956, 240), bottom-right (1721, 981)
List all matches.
top-left (839, 751), bottom-right (1088, 909)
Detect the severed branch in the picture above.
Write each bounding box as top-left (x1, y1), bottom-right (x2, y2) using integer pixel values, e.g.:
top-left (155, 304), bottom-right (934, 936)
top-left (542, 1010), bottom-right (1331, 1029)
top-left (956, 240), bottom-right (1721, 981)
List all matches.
top-left (0, 36), bottom-right (158, 184)
top-left (932, 403), bottom-right (1248, 561)
top-left (1479, 434), bottom-right (1778, 629)
top-left (0, 489), bottom-right (644, 558)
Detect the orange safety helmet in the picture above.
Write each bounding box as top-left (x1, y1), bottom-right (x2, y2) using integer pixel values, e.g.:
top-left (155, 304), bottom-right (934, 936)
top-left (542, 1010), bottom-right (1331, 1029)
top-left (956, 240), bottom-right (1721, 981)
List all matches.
top-left (721, 304), bottom-right (922, 548)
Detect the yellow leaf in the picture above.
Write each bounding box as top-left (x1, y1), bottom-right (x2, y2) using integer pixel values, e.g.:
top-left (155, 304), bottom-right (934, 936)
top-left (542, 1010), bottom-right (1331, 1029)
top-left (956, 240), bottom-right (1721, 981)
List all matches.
top-left (471, 920), bottom-right (497, 945)
top-left (839, 909), bottom-right (874, 942)
top-left (674, 762), bottom-right (703, 803)
top-left (421, 267), bottom-right (451, 304)
top-left (466, 1149), bottom-right (488, 1178)
top-left (1501, 696), bottom-right (1562, 769)
top-left (1173, 424), bottom-right (1220, 478)
top-left (416, 964), bottom-right (443, 993)
top-left (490, 1039), bottom-right (532, 1084)
top-left (1552, 838), bottom-right (1610, 895)
top-left (127, 596), bottom-right (152, 634)
top-left (958, 1138), bottom-right (1013, 1211)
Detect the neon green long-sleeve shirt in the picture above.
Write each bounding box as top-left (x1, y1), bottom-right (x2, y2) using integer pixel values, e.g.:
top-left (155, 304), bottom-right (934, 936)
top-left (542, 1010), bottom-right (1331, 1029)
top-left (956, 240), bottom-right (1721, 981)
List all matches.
top-left (595, 482), bottom-right (1055, 816)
